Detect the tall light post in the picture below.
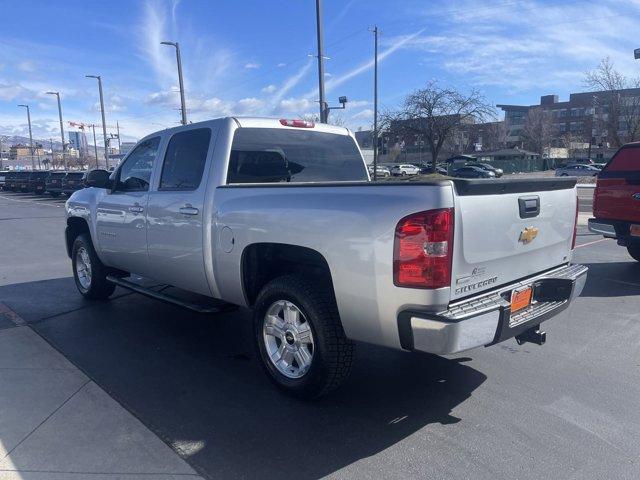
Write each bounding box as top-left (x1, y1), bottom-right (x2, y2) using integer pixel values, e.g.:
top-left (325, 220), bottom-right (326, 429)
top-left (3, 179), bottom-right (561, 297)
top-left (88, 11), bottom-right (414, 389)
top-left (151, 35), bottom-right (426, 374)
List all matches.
top-left (86, 75), bottom-right (109, 169)
top-left (17, 104), bottom-right (35, 170)
top-left (161, 41), bottom-right (188, 125)
top-left (46, 91), bottom-right (67, 171)
top-left (369, 25), bottom-right (379, 180)
top-left (315, 0), bottom-right (328, 123)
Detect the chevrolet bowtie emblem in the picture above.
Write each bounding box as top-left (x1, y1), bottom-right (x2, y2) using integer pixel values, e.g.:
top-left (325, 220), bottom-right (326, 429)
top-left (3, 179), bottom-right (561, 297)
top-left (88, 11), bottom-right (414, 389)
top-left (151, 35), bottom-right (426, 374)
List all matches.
top-left (519, 226), bottom-right (539, 244)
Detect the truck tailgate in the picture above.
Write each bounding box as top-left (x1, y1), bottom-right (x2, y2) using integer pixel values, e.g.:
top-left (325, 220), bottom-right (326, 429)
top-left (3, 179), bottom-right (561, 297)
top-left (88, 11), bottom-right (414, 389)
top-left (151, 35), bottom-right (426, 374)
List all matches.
top-left (450, 178), bottom-right (577, 300)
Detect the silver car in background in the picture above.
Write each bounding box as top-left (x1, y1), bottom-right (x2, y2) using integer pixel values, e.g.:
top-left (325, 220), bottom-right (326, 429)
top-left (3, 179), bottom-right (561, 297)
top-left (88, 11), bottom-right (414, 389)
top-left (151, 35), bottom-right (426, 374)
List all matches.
top-left (390, 164), bottom-right (420, 175)
top-left (555, 164), bottom-right (600, 177)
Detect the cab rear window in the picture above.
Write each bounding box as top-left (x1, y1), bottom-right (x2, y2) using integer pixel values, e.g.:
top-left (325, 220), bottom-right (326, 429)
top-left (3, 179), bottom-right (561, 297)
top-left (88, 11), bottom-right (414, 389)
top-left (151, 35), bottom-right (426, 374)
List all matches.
top-left (227, 128), bottom-right (367, 184)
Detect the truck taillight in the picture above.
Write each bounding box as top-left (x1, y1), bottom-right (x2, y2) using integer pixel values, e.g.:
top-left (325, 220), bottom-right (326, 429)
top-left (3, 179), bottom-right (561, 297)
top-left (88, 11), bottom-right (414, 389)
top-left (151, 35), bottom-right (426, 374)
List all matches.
top-left (393, 208), bottom-right (454, 289)
top-left (279, 119), bottom-right (314, 128)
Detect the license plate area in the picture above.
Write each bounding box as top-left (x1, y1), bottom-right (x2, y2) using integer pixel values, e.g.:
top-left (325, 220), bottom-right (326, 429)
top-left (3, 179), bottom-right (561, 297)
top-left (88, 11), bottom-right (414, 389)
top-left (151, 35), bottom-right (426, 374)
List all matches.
top-left (631, 224), bottom-right (640, 237)
top-left (510, 286), bottom-right (532, 313)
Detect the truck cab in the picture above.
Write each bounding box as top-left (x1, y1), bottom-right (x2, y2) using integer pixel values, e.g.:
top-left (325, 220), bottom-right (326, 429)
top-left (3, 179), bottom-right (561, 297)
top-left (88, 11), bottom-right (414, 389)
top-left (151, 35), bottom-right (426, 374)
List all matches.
top-left (589, 142), bottom-right (640, 261)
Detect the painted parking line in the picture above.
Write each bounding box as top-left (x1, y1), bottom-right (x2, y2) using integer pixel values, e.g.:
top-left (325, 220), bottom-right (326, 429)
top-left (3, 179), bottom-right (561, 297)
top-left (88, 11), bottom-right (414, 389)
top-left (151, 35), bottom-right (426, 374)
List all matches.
top-left (575, 238), bottom-right (611, 249)
top-left (0, 194), bottom-right (64, 208)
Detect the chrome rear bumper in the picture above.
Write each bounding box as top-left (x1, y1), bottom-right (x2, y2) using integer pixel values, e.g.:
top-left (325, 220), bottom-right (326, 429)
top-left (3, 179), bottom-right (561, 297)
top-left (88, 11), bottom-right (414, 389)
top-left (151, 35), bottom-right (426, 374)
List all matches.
top-left (588, 218), bottom-right (616, 238)
top-left (398, 264), bottom-right (588, 355)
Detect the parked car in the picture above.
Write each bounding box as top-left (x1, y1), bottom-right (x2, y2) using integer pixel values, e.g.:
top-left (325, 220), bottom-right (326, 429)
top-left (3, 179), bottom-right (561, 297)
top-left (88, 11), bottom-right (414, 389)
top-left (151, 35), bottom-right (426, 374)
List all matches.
top-left (390, 164), bottom-right (420, 176)
top-left (588, 142), bottom-right (640, 262)
top-left (470, 162), bottom-right (504, 178)
top-left (28, 171), bottom-right (48, 195)
top-left (452, 165), bottom-right (496, 178)
top-left (4, 171), bottom-right (18, 191)
top-left (367, 164), bottom-right (390, 177)
top-left (62, 172), bottom-right (86, 195)
top-left (416, 163), bottom-right (448, 175)
top-left (0, 171), bottom-right (7, 190)
top-left (15, 171), bottom-right (31, 192)
top-left (591, 163), bottom-right (606, 170)
top-left (45, 171), bottom-right (66, 196)
top-left (555, 164), bottom-right (599, 177)
top-left (65, 117), bottom-right (586, 398)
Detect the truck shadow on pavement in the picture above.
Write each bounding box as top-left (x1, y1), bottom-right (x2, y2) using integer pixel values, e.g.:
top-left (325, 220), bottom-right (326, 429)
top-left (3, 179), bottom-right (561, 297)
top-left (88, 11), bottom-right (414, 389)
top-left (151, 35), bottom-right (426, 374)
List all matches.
top-left (1, 277), bottom-right (487, 480)
top-left (579, 261), bottom-right (640, 298)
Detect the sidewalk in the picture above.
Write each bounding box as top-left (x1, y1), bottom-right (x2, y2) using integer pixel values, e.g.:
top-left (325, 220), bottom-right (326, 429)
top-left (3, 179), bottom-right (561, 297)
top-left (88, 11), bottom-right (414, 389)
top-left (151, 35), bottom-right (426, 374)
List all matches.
top-left (0, 303), bottom-right (203, 480)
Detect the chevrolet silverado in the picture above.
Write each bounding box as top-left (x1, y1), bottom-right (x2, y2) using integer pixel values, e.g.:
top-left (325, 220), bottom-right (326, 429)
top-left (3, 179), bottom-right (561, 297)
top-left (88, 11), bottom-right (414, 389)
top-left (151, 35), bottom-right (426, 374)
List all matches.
top-left (65, 117), bottom-right (587, 398)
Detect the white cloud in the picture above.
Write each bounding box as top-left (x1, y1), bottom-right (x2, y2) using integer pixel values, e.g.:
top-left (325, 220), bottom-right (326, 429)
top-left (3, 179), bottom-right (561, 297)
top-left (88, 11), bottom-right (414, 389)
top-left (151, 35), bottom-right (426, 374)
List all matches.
top-left (270, 60), bottom-right (313, 108)
top-left (352, 108), bottom-right (374, 120)
top-left (345, 100), bottom-right (370, 108)
top-left (236, 97), bottom-right (265, 113)
top-left (0, 82), bottom-right (32, 101)
top-left (277, 97), bottom-right (315, 113)
top-left (244, 62), bottom-right (260, 70)
top-left (277, 63), bottom-right (286, 68)
top-left (17, 61), bottom-right (36, 72)
top-left (261, 84), bottom-right (277, 94)
top-left (304, 29), bottom-right (425, 99)
top-left (402, 0), bottom-right (640, 92)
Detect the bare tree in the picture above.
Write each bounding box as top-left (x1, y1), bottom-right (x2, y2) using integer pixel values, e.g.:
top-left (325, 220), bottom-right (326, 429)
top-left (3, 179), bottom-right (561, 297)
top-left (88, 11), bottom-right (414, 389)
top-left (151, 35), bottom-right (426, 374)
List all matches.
top-left (479, 121), bottom-right (507, 151)
top-left (520, 108), bottom-right (556, 155)
top-left (301, 113), bottom-right (346, 127)
top-left (584, 57), bottom-right (640, 146)
top-left (382, 81), bottom-right (494, 172)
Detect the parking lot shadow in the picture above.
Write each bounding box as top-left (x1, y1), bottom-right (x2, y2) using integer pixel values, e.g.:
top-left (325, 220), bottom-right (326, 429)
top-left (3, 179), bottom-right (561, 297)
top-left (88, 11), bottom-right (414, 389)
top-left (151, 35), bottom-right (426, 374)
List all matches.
top-left (1, 278), bottom-right (487, 480)
top-left (579, 261), bottom-right (640, 298)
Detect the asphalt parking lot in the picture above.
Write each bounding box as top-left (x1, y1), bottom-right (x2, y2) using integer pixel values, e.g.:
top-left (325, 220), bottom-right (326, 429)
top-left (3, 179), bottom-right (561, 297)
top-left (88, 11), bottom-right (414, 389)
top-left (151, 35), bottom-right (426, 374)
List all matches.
top-left (1, 190), bottom-right (639, 479)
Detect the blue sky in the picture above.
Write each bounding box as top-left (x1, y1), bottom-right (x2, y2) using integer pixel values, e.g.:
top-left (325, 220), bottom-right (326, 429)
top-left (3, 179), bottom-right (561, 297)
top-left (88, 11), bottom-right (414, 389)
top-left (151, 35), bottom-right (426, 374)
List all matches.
top-left (1, 0), bottom-right (640, 143)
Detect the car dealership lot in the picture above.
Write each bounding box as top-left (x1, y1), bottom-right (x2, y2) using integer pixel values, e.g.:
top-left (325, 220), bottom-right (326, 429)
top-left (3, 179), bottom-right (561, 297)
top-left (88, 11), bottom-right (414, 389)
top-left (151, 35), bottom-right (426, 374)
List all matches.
top-left (1, 191), bottom-right (639, 479)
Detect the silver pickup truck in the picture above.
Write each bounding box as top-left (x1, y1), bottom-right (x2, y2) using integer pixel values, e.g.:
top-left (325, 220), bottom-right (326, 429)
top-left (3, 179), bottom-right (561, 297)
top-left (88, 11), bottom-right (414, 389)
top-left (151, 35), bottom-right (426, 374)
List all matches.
top-left (65, 117), bottom-right (587, 398)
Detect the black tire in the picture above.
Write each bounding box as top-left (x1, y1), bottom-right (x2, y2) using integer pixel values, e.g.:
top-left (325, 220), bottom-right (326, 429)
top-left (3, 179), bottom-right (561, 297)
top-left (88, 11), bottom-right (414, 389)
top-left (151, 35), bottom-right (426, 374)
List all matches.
top-left (50, 192), bottom-right (60, 197)
top-left (628, 245), bottom-right (640, 262)
top-left (254, 274), bottom-right (354, 399)
top-left (71, 233), bottom-right (116, 300)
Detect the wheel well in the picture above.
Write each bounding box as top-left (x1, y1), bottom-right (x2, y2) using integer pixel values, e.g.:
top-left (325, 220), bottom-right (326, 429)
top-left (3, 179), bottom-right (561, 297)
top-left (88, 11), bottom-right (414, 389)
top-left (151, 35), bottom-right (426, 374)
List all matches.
top-left (241, 243), bottom-right (333, 306)
top-left (65, 217), bottom-right (90, 258)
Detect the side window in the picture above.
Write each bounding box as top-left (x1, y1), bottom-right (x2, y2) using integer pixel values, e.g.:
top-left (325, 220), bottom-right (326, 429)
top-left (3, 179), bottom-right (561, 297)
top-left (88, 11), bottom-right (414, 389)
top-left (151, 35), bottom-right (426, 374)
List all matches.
top-left (159, 128), bottom-right (211, 191)
top-left (117, 137), bottom-right (160, 192)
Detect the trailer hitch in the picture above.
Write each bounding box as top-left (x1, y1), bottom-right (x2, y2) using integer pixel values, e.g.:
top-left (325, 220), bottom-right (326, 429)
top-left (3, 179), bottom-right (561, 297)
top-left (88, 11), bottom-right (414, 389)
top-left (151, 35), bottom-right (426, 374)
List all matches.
top-left (515, 325), bottom-right (546, 346)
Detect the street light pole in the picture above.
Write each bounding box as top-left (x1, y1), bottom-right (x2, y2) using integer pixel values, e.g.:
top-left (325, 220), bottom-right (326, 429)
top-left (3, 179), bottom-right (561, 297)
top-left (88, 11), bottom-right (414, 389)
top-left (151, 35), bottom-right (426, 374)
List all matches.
top-left (315, 0), bottom-right (328, 123)
top-left (369, 25), bottom-right (379, 181)
top-left (161, 41), bottom-right (188, 125)
top-left (46, 91), bottom-right (67, 171)
top-left (91, 124), bottom-right (99, 169)
top-left (86, 75), bottom-right (109, 169)
top-left (17, 104), bottom-right (35, 170)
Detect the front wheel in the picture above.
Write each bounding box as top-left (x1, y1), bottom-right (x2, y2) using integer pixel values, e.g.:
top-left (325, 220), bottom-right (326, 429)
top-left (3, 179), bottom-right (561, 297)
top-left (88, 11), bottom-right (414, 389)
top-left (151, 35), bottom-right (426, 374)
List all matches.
top-left (72, 233), bottom-right (116, 300)
top-left (628, 245), bottom-right (640, 262)
top-left (254, 274), bottom-right (354, 399)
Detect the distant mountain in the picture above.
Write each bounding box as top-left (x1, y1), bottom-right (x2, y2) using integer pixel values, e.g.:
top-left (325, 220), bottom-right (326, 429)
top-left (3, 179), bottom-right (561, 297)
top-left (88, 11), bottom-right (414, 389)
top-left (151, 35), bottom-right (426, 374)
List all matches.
top-left (1, 135), bottom-right (81, 152)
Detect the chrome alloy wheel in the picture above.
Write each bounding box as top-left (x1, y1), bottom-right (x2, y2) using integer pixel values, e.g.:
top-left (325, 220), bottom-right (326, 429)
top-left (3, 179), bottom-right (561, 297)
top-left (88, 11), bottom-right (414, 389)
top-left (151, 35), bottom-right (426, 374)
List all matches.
top-left (75, 246), bottom-right (92, 290)
top-left (263, 300), bottom-right (314, 379)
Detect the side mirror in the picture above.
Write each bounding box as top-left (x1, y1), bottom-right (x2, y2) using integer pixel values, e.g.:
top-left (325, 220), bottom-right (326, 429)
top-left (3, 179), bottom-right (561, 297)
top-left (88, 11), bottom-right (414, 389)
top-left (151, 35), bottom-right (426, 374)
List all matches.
top-left (84, 169), bottom-right (112, 189)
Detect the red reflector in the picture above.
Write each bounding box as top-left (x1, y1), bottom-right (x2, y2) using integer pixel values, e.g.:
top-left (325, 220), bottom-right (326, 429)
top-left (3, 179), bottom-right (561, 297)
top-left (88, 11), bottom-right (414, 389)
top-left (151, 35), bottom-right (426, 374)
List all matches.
top-left (393, 208), bottom-right (454, 289)
top-left (279, 118), bottom-right (315, 128)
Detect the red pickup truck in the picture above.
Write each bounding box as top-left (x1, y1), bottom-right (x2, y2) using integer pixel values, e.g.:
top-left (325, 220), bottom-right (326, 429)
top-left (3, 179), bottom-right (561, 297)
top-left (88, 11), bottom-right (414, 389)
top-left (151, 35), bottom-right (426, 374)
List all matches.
top-left (589, 142), bottom-right (640, 261)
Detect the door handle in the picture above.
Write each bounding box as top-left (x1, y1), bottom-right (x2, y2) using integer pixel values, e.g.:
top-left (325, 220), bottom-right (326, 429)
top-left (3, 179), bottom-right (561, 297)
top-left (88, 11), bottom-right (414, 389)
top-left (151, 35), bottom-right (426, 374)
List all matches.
top-left (129, 205), bottom-right (144, 214)
top-left (179, 205), bottom-right (199, 216)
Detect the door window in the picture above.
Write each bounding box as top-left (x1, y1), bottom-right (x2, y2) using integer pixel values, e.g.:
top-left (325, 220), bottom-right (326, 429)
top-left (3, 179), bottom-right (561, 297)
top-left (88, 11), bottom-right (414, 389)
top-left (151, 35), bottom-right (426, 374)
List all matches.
top-left (116, 137), bottom-right (161, 192)
top-left (159, 128), bottom-right (211, 191)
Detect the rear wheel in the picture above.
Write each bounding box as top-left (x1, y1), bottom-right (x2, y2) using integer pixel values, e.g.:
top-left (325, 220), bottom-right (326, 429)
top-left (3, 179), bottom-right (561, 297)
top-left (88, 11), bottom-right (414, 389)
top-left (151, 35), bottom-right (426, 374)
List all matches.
top-left (254, 274), bottom-right (354, 399)
top-left (72, 233), bottom-right (116, 300)
top-left (628, 245), bottom-right (640, 262)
